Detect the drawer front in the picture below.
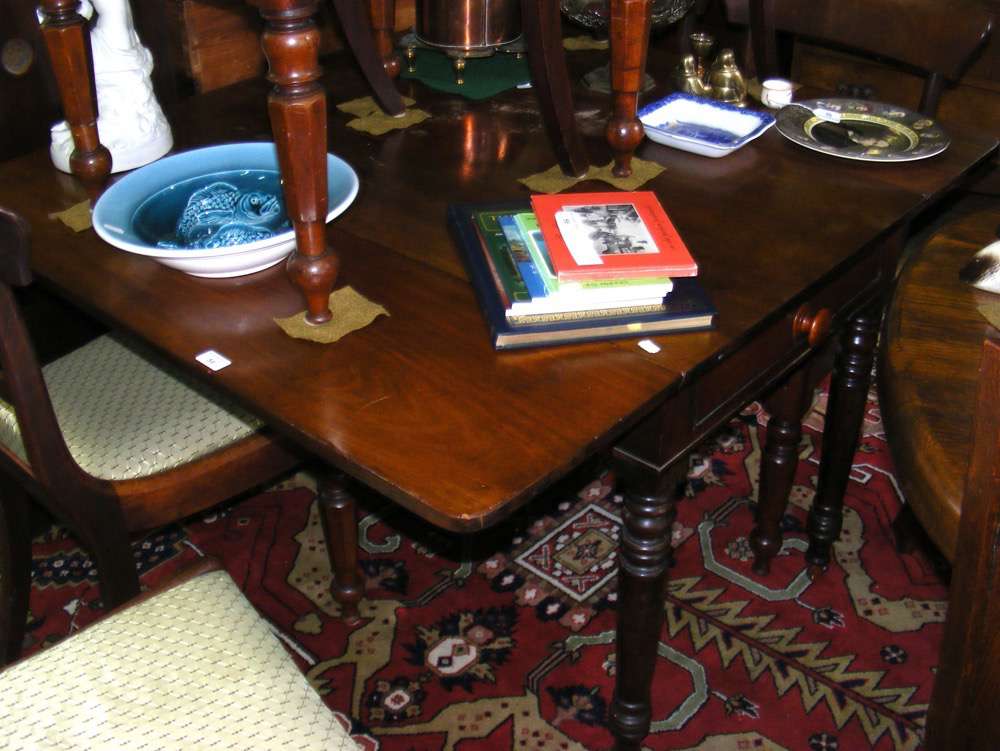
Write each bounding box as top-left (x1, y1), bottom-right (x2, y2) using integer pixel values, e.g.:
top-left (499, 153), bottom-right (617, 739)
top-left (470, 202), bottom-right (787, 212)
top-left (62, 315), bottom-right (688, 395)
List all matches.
top-left (694, 248), bottom-right (884, 425)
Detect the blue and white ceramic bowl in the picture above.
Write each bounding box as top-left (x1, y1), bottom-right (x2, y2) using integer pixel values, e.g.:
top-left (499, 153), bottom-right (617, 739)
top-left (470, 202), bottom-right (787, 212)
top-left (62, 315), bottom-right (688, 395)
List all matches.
top-left (93, 142), bottom-right (359, 278)
top-left (638, 93), bottom-right (775, 158)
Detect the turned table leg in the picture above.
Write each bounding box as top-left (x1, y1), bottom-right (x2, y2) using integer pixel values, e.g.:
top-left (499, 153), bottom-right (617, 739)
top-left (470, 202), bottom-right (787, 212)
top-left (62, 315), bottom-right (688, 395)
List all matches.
top-left (752, 367), bottom-right (813, 574)
top-left (253, 1), bottom-right (337, 324)
top-left (317, 472), bottom-right (363, 621)
top-left (807, 307), bottom-right (879, 576)
top-left (38, 0), bottom-right (112, 197)
top-left (608, 447), bottom-right (687, 750)
top-left (368, 0), bottom-right (400, 78)
top-left (607, 0), bottom-right (652, 178)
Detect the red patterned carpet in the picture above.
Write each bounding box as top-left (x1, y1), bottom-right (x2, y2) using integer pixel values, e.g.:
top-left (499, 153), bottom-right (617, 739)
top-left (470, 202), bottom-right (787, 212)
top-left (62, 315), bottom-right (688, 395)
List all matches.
top-left (23, 385), bottom-right (948, 750)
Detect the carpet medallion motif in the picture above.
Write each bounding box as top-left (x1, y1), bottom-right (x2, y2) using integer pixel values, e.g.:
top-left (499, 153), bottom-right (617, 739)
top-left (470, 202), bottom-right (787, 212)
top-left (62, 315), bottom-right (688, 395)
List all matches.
top-left (23, 387), bottom-right (948, 749)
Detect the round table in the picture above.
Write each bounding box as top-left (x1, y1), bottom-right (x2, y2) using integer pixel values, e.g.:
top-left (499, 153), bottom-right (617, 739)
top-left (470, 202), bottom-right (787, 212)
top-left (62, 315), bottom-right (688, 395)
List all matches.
top-left (878, 207), bottom-right (1000, 561)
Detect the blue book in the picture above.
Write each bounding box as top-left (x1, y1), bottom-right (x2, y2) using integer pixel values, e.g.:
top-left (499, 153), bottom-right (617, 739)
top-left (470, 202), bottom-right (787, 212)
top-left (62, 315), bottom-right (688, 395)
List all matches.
top-left (448, 202), bottom-right (716, 350)
top-left (498, 215), bottom-right (549, 301)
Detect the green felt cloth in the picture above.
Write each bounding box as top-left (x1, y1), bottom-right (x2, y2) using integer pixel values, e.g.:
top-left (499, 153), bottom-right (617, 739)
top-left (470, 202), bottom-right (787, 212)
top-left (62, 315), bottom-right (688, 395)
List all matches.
top-left (401, 47), bottom-right (531, 100)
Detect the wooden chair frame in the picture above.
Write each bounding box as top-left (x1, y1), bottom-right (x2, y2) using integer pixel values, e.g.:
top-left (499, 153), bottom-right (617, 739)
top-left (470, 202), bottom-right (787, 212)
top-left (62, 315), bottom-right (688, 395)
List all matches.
top-left (0, 207), bottom-right (301, 663)
top-left (726, 0), bottom-right (994, 115)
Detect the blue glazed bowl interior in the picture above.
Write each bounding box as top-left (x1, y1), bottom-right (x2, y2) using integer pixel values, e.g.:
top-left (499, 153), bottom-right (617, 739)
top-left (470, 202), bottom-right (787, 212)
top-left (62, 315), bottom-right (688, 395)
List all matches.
top-left (133, 169), bottom-right (291, 249)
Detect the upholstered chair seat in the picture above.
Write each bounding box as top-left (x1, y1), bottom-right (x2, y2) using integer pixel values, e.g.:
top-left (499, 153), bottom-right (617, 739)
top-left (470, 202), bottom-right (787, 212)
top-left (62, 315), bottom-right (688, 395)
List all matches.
top-left (0, 334), bottom-right (261, 481)
top-left (0, 208), bottom-right (302, 665)
top-left (0, 566), bottom-right (359, 750)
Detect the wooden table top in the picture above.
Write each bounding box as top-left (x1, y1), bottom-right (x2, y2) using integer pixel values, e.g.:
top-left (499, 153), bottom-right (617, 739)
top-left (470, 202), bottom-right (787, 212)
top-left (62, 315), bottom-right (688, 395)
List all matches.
top-left (1, 50), bottom-right (995, 532)
top-left (879, 206), bottom-right (1000, 561)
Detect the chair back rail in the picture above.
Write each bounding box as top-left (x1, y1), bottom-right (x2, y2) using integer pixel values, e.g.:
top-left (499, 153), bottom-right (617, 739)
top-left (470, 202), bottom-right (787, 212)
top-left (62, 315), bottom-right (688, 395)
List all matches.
top-left (0, 208), bottom-right (105, 504)
top-left (725, 0), bottom-right (995, 114)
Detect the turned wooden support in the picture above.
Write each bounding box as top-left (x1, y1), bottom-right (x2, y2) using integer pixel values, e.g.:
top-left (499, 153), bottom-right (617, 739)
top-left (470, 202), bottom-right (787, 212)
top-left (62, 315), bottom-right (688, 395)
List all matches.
top-left (607, 0), bottom-right (652, 178)
top-left (255, 1), bottom-right (337, 324)
top-left (317, 471), bottom-right (363, 622)
top-left (752, 367), bottom-right (813, 575)
top-left (608, 455), bottom-right (686, 750)
top-left (807, 305), bottom-right (880, 577)
top-left (368, 0), bottom-right (400, 78)
top-left (38, 0), bottom-right (112, 194)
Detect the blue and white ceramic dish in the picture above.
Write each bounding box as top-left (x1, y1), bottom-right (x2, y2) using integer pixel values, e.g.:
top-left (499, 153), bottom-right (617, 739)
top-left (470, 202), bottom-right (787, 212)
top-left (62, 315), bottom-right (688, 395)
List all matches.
top-left (93, 142), bottom-right (359, 278)
top-left (638, 93), bottom-right (775, 158)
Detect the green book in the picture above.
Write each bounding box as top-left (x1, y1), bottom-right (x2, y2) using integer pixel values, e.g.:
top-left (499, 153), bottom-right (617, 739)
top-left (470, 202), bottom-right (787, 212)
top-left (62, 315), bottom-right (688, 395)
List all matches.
top-left (514, 212), bottom-right (560, 295)
top-left (473, 210), bottom-right (531, 304)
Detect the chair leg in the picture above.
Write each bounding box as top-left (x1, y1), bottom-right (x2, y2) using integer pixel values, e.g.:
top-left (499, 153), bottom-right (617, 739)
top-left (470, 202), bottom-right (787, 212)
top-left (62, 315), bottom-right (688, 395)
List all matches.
top-left (317, 471), bottom-right (363, 621)
top-left (368, 0), bottom-right (401, 78)
top-left (892, 504), bottom-right (951, 578)
top-left (521, 0), bottom-right (589, 177)
top-left (891, 504), bottom-right (922, 554)
top-left (330, 0), bottom-right (406, 115)
top-left (0, 483), bottom-right (31, 663)
top-left (78, 509), bottom-right (140, 610)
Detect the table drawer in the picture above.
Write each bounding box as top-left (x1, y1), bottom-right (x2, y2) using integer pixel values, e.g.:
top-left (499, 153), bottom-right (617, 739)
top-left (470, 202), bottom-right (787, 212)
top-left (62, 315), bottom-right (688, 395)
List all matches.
top-left (694, 248), bottom-right (884, 425)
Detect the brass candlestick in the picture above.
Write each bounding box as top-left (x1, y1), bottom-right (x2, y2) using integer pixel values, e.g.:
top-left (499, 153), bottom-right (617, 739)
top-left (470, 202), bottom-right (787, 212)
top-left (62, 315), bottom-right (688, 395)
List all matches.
top-left (689, 31), bottom-right (714, 80)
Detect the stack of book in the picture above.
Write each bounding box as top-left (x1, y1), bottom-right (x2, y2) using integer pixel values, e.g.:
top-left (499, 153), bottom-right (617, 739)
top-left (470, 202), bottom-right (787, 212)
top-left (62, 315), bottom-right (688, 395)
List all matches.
top-left (447, 191), bottom-right (716, 349)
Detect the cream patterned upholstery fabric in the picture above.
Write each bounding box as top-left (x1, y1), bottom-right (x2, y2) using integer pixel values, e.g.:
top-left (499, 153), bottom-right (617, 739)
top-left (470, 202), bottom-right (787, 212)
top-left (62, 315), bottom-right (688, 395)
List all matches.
top-left (0, 335), bottom-right (262, 480)
top-left (0, 569), bottom-right (360, 750)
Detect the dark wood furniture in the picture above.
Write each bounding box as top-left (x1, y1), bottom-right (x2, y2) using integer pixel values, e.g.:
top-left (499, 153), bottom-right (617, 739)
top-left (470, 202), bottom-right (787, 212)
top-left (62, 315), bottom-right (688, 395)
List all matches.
top-left (879, 207), bottom-right (996, 560)
top-left (725, 0), bottom-right (995, 116)
top-left (878, 208), bottom-right (1000, 749)
top-left (717, 0), bottom-right (994, 577)
top-left (35, 0), bottom-right (403, 321)
top-left (33, 0), bottom-right (675, 323)
top-left (0, 207), bottom-right (301, 664)
top-left (789, 8), bottom-right (1000, 142)
top-left (0, 0), bottom-right (61, 162)
top-left (1, 43), bottom-right (995, 749)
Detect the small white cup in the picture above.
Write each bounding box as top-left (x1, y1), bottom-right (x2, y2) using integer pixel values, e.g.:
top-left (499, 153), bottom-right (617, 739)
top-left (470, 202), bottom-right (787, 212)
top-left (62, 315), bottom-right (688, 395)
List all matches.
top-left (760, 78), bottom-right (794, 109)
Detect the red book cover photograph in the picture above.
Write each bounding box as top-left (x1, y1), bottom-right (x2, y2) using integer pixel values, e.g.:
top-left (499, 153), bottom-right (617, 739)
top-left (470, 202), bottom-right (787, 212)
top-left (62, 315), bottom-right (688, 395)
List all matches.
top-left (530, 191), bottom-right (698, 281)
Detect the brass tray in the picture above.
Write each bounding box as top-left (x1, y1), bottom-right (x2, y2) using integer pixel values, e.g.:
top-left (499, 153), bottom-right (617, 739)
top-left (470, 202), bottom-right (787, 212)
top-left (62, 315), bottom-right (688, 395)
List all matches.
top-left (775, 98), bottom-right (949, 162)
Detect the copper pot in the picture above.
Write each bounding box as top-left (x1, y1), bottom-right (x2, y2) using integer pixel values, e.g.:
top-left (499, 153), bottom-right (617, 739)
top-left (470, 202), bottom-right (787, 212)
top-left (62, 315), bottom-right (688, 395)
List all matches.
top-left (415, 0), bottom-right (521, 56)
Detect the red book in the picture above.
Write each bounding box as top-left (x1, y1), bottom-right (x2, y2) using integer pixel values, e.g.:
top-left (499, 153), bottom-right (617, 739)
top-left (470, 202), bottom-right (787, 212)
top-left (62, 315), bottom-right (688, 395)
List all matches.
top-left (530, 191), bottom-right (698, 281)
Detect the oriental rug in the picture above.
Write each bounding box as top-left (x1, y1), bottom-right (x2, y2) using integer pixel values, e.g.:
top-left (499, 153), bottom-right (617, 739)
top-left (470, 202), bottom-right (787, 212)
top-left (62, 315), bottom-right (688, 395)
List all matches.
top-left (22, 384), bottom-right (948, 750)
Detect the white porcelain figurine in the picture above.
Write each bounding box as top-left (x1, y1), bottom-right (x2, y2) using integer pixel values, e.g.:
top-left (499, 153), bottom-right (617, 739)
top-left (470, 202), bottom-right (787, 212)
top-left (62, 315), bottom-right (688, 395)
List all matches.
top-left (49, 0), bottom-right (173, 174)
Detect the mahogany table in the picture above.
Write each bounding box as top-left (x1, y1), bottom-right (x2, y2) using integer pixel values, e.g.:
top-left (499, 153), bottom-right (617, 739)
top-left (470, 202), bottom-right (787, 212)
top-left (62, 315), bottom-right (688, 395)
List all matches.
top-left (879, 207), bottom-right (998, 561)
top-left (1, 50), bottom-right (994, 749)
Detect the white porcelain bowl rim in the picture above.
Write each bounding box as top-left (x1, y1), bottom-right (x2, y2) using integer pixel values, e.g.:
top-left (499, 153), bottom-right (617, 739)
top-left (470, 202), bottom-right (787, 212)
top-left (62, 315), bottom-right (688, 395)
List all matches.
top-left (638, 93), bottom-right (774, 149)
top-left (92, 142), bottom-right (359, 260)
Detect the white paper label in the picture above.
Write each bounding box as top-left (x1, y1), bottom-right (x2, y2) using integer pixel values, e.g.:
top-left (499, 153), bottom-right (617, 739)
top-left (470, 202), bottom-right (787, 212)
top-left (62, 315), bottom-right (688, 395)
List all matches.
top-left (196, 350), bottom-right (232, 371)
